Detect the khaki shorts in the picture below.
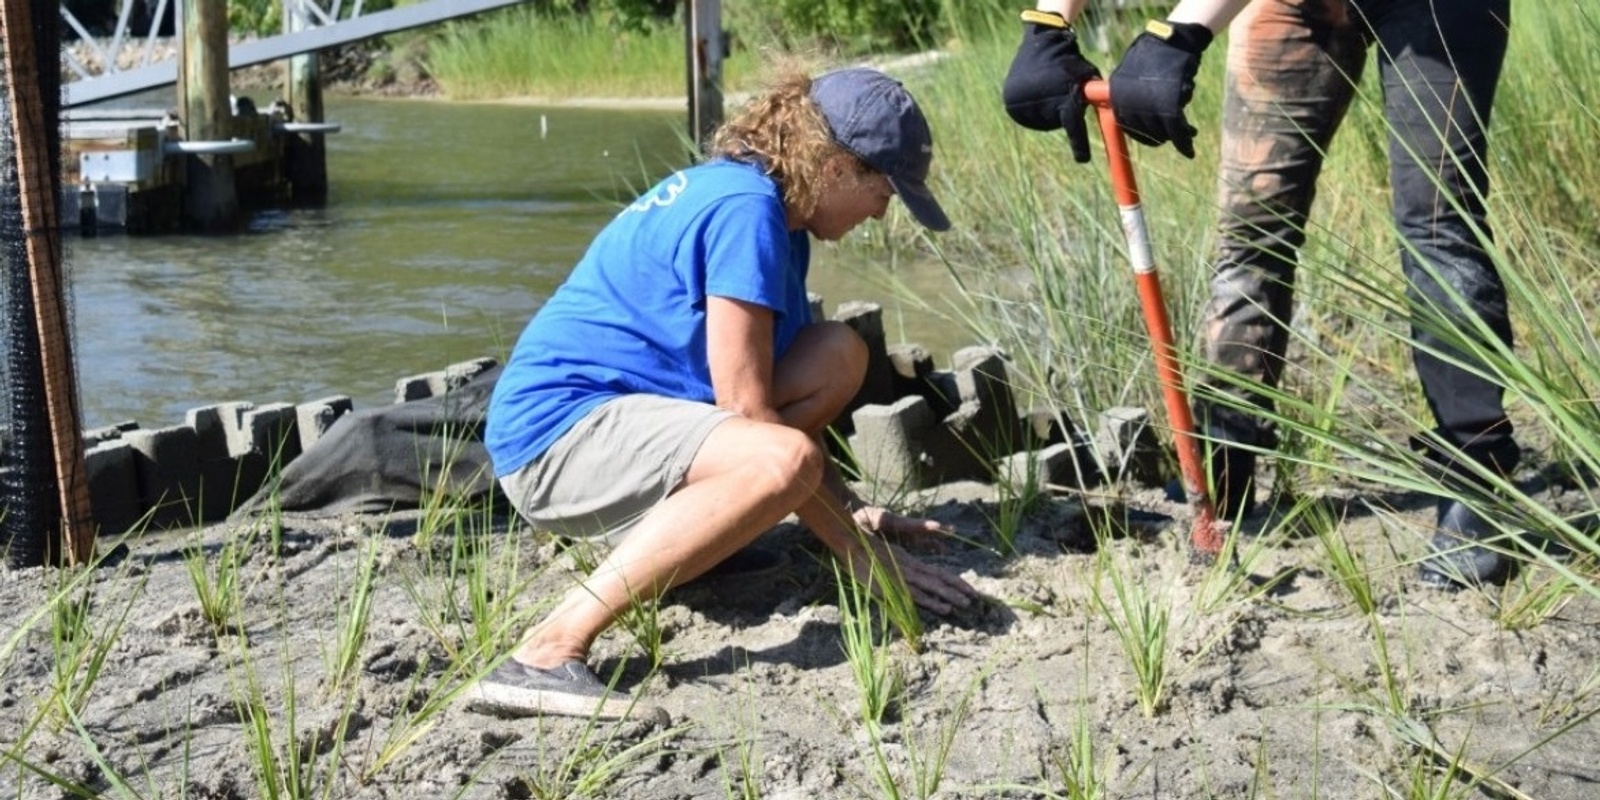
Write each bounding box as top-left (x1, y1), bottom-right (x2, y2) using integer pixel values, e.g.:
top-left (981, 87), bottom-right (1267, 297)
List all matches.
top-left (498, 395), bottom-right (733, 542)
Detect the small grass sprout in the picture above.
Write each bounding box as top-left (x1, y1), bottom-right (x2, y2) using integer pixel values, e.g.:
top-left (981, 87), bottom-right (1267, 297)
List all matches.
top-left (1307, 501), bottom-right (1379, 616)
top-left (1090, 551), bottom-right (1171, 718)
top-left (326, 537), bottom-right (381, 692)
top-left (184, 537), bottom-right (245, 637)
top-left (613, 591), bottom-right (668, 671)
top-left (835, 559), bottom-right (904, 733)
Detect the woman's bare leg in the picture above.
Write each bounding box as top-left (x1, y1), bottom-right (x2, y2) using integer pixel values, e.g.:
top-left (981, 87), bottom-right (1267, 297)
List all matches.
top-left (513, 418), bottom-right (821, 668)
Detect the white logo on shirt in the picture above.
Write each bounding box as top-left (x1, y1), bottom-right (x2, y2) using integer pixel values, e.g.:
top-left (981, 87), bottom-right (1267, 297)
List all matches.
top-left (625, 171), bottom-right (689, 214)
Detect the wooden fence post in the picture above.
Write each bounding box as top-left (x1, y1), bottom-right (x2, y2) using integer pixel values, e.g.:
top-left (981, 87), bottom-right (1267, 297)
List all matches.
top-left (0, 0), bottom-right (96, 565)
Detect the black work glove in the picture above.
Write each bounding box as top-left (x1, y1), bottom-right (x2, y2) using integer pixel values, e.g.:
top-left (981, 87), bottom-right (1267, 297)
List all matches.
top-left (1002, 10), bottom-right (1103, 163)
top-left (1108, 20), bottom-right (1213, 158)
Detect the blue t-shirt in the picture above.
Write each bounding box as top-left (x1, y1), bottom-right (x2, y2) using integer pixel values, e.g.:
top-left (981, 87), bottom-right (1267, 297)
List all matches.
top-left (486, 159), bottom-right (813, 477)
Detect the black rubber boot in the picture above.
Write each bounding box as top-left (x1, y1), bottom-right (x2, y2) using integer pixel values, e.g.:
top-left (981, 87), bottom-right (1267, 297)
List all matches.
top-left (1417, 498), bottom-right (1511, 590)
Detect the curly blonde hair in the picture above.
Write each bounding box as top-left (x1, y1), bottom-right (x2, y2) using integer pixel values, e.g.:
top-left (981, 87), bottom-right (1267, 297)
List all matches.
top-left (707, 68), bottom-right (856, 223)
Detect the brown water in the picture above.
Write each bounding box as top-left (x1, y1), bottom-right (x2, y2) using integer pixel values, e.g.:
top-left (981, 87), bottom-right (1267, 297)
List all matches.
top-left (69, 95), bottom-right (967, 430)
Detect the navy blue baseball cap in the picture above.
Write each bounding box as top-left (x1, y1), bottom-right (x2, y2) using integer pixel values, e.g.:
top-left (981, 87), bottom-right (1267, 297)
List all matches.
top-left (810, 67), bottom-right (951, 232)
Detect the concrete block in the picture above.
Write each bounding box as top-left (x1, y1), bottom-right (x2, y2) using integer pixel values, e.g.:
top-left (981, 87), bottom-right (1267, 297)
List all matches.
top-left (186, 402), bottom-right (254, 461)
top-left (848, 396), bottom-right (936, 490)
top-left (123, 425), bottom-right (201, 530)
top-left (1096, 406), bottom-right (1169, 486)
top-left (83, 420), bottom-right (138, 446)
top-left (185, 402), bottom-right (258, 521)
top-left (930, 402), bottom-right (996, 483)
top-left (444, 357), bottom-right (498, 390)
top-left (953, 346), bottom-right (1020, 439)
top-left (394, 372), bottom-right (441, 403)
top-left (296, 395), bottom-right (354, 451)
top-left (396, 357), bottom-right (501, 404)
top-left (239, 402), bottom-right (303, 464)
top-left (832, 301), bottom-right (896, 433)
top-left (886, 342), bottom-right (934, 401)
top-left (85, 439), bottom-right (144, 536)
top-left (227, 403), bottom-right (303, 503)
top-left (1019, 406), bottom-right (1071, 450)
top-left (922, 369), bottom-right (961, 421)
top-left (994, 441), bottom-right (1098, 496)
top-left (943, 346), bottom-right (1024, 468)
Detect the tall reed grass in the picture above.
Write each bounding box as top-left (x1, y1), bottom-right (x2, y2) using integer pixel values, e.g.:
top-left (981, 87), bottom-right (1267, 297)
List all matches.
top-left (426, 9), bottom-right (758, 100)
top-left (898, 3), bottom-right (1600, 590)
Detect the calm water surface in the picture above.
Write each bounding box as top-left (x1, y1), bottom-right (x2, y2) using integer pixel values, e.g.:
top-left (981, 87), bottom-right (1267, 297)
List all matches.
top-left (70, 96), bottom-right (962, 430)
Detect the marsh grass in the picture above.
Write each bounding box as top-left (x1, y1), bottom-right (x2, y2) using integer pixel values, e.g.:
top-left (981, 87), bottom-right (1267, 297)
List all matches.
top-left (229, 603), bottom-right (319, 799)
top-left (1489, 556), bottom-right (1590, 631)
top-left (1040, 667), bottom-right (1111, 800)
top-left (1307, 501), bottom-right (1380, 616)
top-left (1192, 514), bottom-right (1298, 613)
top-left (1089, 548), bottom-right (1171, 718)
top-left (184, 532), bottom-right (245, 636)
top-left (1537, 665), bottom-right (1600, 730)
top-left (984, 422), bottom-right (1058, 556)
top-left (613, 592), bottom-right (668, 671)
top-left (900, 670), bottom-right (981, 799)
top-left (512, 712), bottom-right (686, 798)
top-left (835, 560), bottom-right (904, 732)
top-left (716, 703), bottom-right (764, 800)
top-left (1371, 710), bottom-right (1550, 800)
top-left (864, 541), bottom-right (925, 651)
top-left (850, 660), bottom-right (981, 800)
top-left (325, 537), bottom-right (381, 692)
top-left (426, 9), bottom-right (757, 101)
top-left (1042, 707), bottom-right (1110, 800)
top-left (399, 505), bottom-right (550, 664)
top-left (45, 566), bottom-right (142, 731)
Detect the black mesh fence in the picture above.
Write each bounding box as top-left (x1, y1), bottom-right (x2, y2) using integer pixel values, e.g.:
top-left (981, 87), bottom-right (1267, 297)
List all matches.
top-left (0, 0), bottom-right (67, 567)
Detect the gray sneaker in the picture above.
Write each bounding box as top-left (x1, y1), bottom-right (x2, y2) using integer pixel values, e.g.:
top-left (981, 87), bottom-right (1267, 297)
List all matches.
top-left (465, 659), bottom-right (641, 720)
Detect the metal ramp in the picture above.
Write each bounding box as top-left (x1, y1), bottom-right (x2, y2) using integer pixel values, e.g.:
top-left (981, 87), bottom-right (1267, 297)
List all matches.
top-left (63, 0), bottom-right (526, 107)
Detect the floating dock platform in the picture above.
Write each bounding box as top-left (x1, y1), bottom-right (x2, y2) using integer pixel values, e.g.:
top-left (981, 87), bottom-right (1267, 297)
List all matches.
top-left (62, 101), bottom-right (339, 234)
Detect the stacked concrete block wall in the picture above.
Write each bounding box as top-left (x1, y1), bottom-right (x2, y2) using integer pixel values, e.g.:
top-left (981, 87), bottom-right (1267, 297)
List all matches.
top-left (80, 357), bottom-right (497, 536)
top-left (75, 303), bottom-right (1180, 537)
top-left (831, 302), bottom-right (1172, 497)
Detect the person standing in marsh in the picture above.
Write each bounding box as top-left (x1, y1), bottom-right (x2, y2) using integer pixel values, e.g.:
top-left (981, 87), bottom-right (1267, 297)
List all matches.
top-left (473, 66), bottom-right (979, 720)
top-left (1002, 0), bottom-right (1518, 588)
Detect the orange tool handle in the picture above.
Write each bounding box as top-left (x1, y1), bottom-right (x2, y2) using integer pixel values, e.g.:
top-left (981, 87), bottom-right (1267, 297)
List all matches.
top-left (1082, 79), bottom-right (1222, 557)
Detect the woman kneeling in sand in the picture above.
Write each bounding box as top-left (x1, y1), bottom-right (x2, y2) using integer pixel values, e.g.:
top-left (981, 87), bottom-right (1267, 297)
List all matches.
top-left (470, 66), bottom-right (979, 719)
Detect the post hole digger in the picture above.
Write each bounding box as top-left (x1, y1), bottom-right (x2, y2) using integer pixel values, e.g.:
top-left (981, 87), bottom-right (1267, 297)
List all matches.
top-left (1081, 79), bottom-right (1225, 560)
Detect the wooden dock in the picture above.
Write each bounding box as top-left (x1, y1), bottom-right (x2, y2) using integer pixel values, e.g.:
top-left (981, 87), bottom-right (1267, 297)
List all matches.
top-left (63, 101), bottom-right (337, 234)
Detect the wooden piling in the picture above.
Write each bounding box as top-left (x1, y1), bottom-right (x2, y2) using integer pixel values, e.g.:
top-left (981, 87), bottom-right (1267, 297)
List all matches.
top-left (0, 0), bottom-right (97, 565)
top-left (684, 0), bottom-right (724, 153)
top-left (177, 0), bottom-right (240, 231)
top-left (283, 0), bottom-right (328, 202)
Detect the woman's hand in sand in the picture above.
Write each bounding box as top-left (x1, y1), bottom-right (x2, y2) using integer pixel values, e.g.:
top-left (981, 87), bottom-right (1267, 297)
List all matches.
top-left (843, 538), bottom-right (979, 616)
top-left (852, 505), bottom-right (955, 552)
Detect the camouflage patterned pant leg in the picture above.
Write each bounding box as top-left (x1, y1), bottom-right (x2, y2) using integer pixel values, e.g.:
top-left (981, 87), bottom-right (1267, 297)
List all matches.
top-left (1195, 0), bottom-right (1367, 449)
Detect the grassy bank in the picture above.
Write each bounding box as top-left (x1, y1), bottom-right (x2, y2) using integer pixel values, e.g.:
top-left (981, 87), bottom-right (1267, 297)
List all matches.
top-left (425, 10), bottom-right (760, 101)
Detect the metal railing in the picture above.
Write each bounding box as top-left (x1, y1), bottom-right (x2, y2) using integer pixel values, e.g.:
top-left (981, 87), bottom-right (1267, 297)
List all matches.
top-left (62, 0), bottom-right (523, 107)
